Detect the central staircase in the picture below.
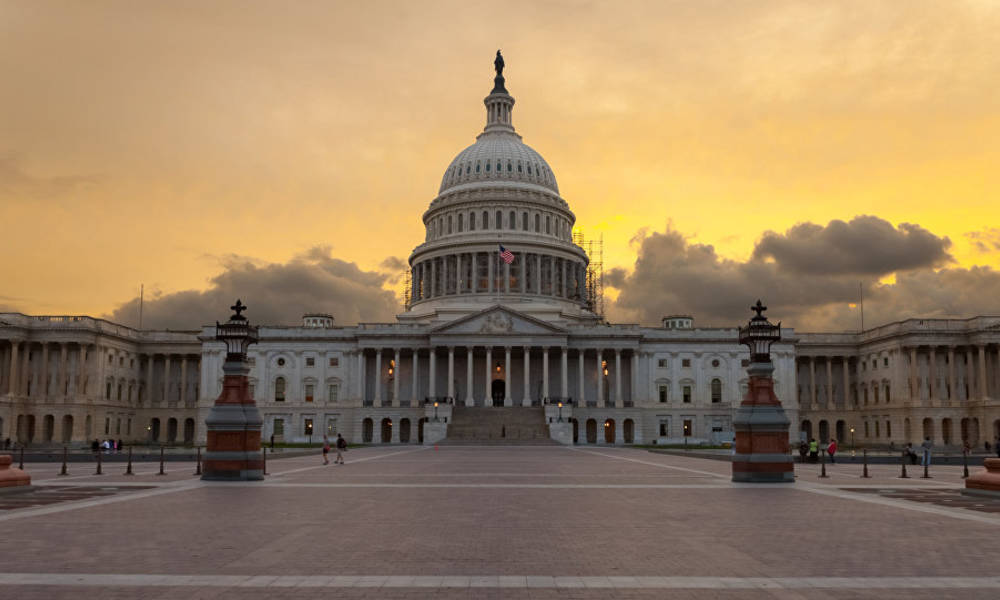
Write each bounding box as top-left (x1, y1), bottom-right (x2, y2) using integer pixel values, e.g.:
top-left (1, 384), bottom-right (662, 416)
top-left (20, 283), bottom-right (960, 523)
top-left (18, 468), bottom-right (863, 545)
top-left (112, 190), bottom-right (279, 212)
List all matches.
top-left (442, 406), bottom-right (556, 445)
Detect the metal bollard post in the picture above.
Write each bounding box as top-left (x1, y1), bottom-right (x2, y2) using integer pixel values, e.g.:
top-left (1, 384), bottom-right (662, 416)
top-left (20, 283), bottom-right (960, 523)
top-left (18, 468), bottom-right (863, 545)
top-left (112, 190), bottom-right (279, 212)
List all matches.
top-left (819, 449), bottom-right (828, 478)
top-left (262, 447), bottom-right (267, 476)
top-left (962, 451), bottom-right (970, 479)
top-left (921, 461), bottom-right (931, 479)
top-left (125, 446), bottom-right (134, 476)
top-left (157, 445), bottom-right (166, 476)
top-left (59, 446), bottom-right (69, 476)
top-left (194, 446), bottom-right (202, 476)
top-left (95, 449), bottom-right (102, 475)
top-left (899, 451), bottom-right (909, 478)
top-left (861, 448), bottom-right (870, 478)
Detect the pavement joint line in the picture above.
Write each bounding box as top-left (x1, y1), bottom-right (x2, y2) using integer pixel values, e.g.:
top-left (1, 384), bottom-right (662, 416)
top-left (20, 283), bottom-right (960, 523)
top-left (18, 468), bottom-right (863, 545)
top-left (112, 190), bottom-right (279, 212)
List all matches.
top-left (574, 448), bottom-right (731, 479)
top-left (0, 479), bottom-right (204, 523)
top-left (2, 574), bottom-right (1000, 589)
top-left (794, 482), bottom-right (1000, 526)
top-left (267, 447), bottom-right (429, 478)
top-left (237, 482), bottom-right (738, 489)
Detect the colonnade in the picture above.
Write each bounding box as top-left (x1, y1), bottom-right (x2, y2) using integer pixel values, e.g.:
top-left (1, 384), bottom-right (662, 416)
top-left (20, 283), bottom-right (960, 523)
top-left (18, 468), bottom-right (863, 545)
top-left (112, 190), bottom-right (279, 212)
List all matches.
top-left (410, 251), bottom-right (586, 303)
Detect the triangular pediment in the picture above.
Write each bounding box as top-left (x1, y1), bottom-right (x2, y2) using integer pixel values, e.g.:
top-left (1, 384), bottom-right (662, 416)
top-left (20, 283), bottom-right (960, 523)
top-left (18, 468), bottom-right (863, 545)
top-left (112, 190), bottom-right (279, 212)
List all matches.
top-left (431, 306), bottom-right (566, 336)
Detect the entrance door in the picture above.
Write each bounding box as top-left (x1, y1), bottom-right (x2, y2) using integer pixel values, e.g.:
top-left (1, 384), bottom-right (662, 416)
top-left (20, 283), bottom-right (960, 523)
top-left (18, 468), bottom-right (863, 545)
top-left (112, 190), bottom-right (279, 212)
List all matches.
top-left (491, 380), bottom-right (505, 407)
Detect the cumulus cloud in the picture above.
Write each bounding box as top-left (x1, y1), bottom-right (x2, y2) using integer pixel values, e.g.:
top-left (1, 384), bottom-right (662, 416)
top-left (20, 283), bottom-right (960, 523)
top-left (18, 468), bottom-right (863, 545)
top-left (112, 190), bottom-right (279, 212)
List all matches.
top-left (966, 227), bottom-right (1000, 253)
top-left (609, 217), bottom-right (998, 331)
top-left (104, 247), bottom-right (402, 329)
top-left (752, 216), bottom-right (953, 275)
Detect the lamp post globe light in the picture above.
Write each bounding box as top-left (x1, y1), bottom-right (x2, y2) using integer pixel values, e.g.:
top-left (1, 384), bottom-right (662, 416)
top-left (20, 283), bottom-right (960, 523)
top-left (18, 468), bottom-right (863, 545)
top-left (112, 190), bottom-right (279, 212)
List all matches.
top-left (731, 300), bottom-right (794, 483)
top-left (202, 300), bottom-right (265, 481)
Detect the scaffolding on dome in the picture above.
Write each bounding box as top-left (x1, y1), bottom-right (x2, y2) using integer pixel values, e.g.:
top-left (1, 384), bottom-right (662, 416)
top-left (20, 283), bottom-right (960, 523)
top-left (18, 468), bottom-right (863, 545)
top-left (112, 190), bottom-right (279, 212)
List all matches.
top-left (402, 268), bottom-right (412, 310)
top-left (573, 230), bottom-right (604, 318)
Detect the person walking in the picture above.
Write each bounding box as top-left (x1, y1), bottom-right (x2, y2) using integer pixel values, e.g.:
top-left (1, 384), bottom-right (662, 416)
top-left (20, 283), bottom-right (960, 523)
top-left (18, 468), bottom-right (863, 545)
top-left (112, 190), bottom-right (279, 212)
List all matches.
top-left (798, 440), bottom-right (809, 463)
top-left (808, 438), bottom-right (819, 463)
top-left (335, 433), bottom-right (347, 465)
top-left (827, 438), bottom-right (838, 464)
top-left (920, 436), bottom-right (933, 467)
top-left (905, 442), bottom-right (918, 465)
top-left (322, 435), bottom-right (330, 465)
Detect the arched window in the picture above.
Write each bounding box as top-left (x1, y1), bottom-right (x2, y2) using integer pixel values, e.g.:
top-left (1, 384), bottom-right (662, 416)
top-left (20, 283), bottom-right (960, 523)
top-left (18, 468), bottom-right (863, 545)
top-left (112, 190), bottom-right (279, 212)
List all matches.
top-left (711, 378), bottom-right (722, 403)
top-left (483, 210), bottom-right (489, 229)
top-left (457, 213), bottom-right (463, 232)
top-left (507, 161), bottom-right (512, 172)
top-left (476, 162), bottom-right (481, 173)
top-left (275, 377), bottom-right (286, 402)
top-left (545, 215), bottom-right (551, 234)
top-left (496, 161), bottom-right (501, 172)
top-left (534, 214), bottom-right (540, 232)
top-left (447, 215), bottom-right (452, 234)
top-left (527, 164), bottom-right (532, 174)
top-left (522, 211), bottom-right (528, 231)
top-left (485, 161), bottom-right (491, 172)
top-left (469, 212), bottom-right (476, 230)
top-left (466, 164), bottom-right (470, 174)
top-left (496, 210), bottom-right (502, 229)
top-left (517, 162), bottom-right (523, 173)
top-left (509, 210), bottom-right (515, 229)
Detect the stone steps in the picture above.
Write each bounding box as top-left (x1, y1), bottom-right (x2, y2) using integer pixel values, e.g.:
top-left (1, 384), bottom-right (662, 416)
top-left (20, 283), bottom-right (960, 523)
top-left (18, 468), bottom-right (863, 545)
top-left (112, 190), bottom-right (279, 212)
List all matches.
top-left (443, 406), bottom-right (554, 444)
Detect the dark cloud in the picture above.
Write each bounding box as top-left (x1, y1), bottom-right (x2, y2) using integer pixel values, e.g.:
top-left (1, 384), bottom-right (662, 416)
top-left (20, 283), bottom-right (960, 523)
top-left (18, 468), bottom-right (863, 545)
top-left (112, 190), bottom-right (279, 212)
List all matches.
top-left (609, 219), bottom-right (998, 331)
top-left (966, 228), bottom-right (1000, 253)
top-left (105, 247), bottom-right (402, 329)
top-left (751, 216), bottom-right (953, 276)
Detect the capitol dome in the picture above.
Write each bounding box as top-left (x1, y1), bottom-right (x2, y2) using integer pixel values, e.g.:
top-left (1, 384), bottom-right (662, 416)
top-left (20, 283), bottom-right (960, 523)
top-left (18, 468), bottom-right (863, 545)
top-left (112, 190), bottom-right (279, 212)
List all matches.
top-left (403, 52), bottom-right (597, 326)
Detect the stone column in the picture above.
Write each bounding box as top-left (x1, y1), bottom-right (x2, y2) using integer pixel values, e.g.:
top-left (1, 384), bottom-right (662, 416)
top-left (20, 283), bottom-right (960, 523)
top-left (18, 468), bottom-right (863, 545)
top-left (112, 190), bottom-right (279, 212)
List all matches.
top-left (180, 356), bottom-right (188, 405)
top-left (561, 348), bottom-right (569, 400)
top-left (808, 357), bottom-right (816, 407)
top-left (825, 358), bottom-right (833, 407)
top-left (978, 345), bottom-right (988, 400)
top-left (504, 347), bottom-right (512, 406)
top-left (456, 254), bottom-right (463, 294)
top-left (426, 347), bottom-right (436, 399)
top-left (447, 347), bottom-right (455, 402)
top-left (7, 340), bottom-right (20, 398)
top-left (163, 354), bottom-right (172, 404)
top-left (59, 343), bottom-right (68, 397)
top-left (630, 351), bottom-right (639, 406)
top-left (504, 262), bottom-right (510, 295)
top-left (78, 344), bottom-right (89, 397)
top-left (928, 348), bottom-right (937, 403)
top-left (615, 350), bottom-right (623, 408)
top-left (908, 348), bottom-right (917, 402)
top-left (948, 346), bottom-right (957, 403)
top-left (39, 343), bottom-right (49, 400)
top-left (841, 357), bottom-right (850, 408)
top-left (487, 253), bottom-right (494, 295)
top-left (465, 348), bottom-right (474, 406)
top-left (374, 349), bottom-right (382, 407)
top-left (542, 347), bottom-right (550, 402)
top-left (430, 259), bottom-right (437, 297)
top-left (523, 346), bottom-right (531, 406)
top-left (596, 349), bottom-right (604, 407)
top-left (578, 350), bottom-right (585, 407)
top-left (535, 254), bottom-right (542, 294)
top-left (145, 354), bottom-right (154, 405)
top-left (393, 348), bottom-right (401, 407)
top-left (412, 350), bottom-right (419, 405)
top-left (520, 256), bottom-right (527, 294)
top-left (967, 347), bottom-right (976, 400)
top-left (483, 347), bottom-right (492, 405)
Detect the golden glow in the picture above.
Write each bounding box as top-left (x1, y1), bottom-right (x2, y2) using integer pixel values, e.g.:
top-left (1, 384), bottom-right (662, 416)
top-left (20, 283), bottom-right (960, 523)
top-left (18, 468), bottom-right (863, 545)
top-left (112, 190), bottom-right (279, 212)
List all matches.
top-left (2, 3), bottom-right (999, 317)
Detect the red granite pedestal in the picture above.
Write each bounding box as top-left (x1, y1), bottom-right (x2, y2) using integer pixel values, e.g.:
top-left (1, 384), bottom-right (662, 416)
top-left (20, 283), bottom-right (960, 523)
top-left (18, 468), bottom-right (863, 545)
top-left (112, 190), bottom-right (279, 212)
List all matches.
top-left (732, 363), bottom-right (794, 483)
top-left (201, 361), bottom-right (264, 481)
top-left (0, 453), bottom-right (31, 490)
top-left (962, 458), bottom-right (1000, 499)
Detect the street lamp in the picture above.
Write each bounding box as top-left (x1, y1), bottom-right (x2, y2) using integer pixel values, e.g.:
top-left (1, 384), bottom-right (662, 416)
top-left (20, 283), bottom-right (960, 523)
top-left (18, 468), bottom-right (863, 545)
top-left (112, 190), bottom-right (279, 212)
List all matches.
top-left (434, 401), bottom-right (439, 422)
top-left (738, 300), bottom-right (782, 364)
top-left (557, 402), bottom-right (563, 422)
top-left (850, 427), bottom-right (856, 453)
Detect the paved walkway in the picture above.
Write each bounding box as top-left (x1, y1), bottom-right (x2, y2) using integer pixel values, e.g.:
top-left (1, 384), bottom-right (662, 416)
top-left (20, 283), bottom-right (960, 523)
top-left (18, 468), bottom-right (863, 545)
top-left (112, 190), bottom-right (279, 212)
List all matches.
top-left (2, 446), bottom-right (998, 598)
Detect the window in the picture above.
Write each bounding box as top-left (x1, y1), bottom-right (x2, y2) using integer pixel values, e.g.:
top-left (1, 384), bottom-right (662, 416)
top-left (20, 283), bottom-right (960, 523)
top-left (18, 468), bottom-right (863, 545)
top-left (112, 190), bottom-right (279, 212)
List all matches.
top-left (106, 382), bottom-right (112, 400)
top-left (275, 377), bottom-right (286, 402)
top-left (522, 211), bottom-right (528, 231)
top-left (476, 162), bottom-right (480, 173)
top-left (509, 210), bottom-right (515, 229)
top-left (496, 210), bottom-right (502, 229)
top-left (485, 161), bottom-right (490, 171)
top-left (659, 420), bottom-right (669, 436)
top-left (305, 384), bottom-right (314, 402)
top-left (883, 357), bottom-right (889, 367)
top-left (711, 378), bottom-right (722, 403)
top-left (875, 421), bottom-right (880, 437)
top-left (470, 212), bottom-right (476, 230)
top-left (545, 215), bottom-right (551, 234)
top-left (277, 358), bottom-right (285, 367)
top-left (483, 210), bottom-right (489, 228)
top-left (328, 384), bottom-right (339, 404)
top-left (683, 385), bottom-right (692, 403)
top-left (447, 215), bottom-right (452, 234)
top-left (458, 213), bottom-right (464, 232)
top-left (872, 359), bottom-right (877, 369)
top-left (273, 418), bottom-right (285, 436)
top-left (304, 418), bottom-right (314, 436)
top-left (658, 385), bottom-right (668, 403)
top-left (327, 418), bottom-right (337, 434)
top-left (329, 357), bottom-right (339, 367)
top-left (306, 357), bottom-right (315, 367)
top-left (864, 421), bottom-right (870, 437)
top-left (105, 417), bottom-right (110, 434)
top-left (711, 359), bottom-right (720, 368)
top-left (682, 359), bottom-right (691, 368)
top-left (119, 357), bottom-right (124, 366)
top-left (658, 359), bottom-right (667, 368)
top-left (886, 420), bottom-right (892, 438)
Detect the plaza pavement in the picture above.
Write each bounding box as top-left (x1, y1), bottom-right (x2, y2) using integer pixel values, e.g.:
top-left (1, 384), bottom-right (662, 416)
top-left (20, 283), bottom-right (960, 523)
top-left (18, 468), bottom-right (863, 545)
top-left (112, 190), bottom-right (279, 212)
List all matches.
top-left (2, 445), bottom-right (1000, 599)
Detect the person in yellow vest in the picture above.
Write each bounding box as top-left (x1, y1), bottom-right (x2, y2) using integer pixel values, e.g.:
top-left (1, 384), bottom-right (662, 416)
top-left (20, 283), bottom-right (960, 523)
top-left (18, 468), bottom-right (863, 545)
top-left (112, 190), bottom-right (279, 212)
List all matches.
top-left (808, 438), bottom-right (819, 463)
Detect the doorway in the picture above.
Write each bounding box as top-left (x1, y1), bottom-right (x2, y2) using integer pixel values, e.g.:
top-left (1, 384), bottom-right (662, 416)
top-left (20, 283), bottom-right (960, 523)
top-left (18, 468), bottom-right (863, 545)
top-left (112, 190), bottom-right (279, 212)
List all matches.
top-left (491, 379), bottom-right (505, 407)
top-left (604, 419), bottom-right (615, 444)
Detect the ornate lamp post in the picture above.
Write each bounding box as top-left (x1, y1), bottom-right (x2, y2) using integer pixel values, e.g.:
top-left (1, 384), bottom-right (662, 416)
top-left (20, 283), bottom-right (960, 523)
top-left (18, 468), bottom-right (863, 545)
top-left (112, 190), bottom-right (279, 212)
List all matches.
top-left (732, 300), bottom-right (794, 483)
top-left (202, 300), bottom-right (264, 481)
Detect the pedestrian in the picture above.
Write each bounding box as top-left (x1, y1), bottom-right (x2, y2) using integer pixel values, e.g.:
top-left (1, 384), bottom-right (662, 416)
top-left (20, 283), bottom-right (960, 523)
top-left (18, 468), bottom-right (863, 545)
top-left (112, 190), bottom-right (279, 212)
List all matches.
top-left (3, 437), bottom-right (9, 450)
top-left (920, 436), bottom-right (933, 467)
top-left (91, 438), bottom-right (99, 454)
top-left (827, 438), bottom-right (838, 464)
top-left (322, 435), bottom-right (330, 465)
top-left (798, 440), bottom-right (808, 463)
top-left (808, 438), bottom-right (819, 463)
top-left (335, 433), bottom-right (347, 465)
top-left (117, 439), bottom-right (123, 453)
top-left (270, 434), bottom-right (275, 450)
top-left (984, 440), bottom-right (991, 453)
top-left (905, 442), bottom-right (918, 465)
top-left (963, 439), bottom-right (971, 458)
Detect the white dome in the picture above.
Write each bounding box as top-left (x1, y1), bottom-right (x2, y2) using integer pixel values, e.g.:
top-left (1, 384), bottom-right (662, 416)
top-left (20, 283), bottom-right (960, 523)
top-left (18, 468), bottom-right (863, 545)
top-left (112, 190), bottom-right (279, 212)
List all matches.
top-left (438, 133), bottom-right (559, 195)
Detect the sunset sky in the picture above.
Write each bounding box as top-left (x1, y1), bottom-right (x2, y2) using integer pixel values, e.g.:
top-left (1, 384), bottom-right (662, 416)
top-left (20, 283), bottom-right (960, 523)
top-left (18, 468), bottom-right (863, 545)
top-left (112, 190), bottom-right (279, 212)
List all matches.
top-left (2, 1), bottom-right (999, 330)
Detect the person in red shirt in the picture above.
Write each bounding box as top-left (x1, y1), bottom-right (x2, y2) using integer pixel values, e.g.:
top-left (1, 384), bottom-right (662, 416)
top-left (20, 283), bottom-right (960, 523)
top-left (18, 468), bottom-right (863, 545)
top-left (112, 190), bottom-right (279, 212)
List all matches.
top-left (827, 438), bottom-right (838, 464)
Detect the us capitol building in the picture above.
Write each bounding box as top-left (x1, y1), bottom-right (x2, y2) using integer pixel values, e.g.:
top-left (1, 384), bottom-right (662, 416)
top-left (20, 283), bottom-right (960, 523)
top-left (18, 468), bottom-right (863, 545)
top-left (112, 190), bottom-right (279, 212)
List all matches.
top-left (2, 56), bottom-right (999, 449)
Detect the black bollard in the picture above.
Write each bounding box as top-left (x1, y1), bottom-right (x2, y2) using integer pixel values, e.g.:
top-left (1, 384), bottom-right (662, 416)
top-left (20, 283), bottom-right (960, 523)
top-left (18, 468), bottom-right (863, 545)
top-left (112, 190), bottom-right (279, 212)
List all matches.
top-left (962, 451), bottom-right (970, 479)
top-left (262, 447), bottom-right (267, 476)
top-left (861, 448), bottom-right (870, 478)
top-left (125, 446), bottom-right (134, 476)
top-left (194, 446), bottom-right (201, 476)
top-left (921, 461), bottom-right (931, 479)
top-left (899, 451), bottom-right (909, 478)
top-left (18, 446), bottom-right (24, 470)
top-left (59, 446), bottom-right (68, 476)
top-left (157, 445), bottom-right (165, 476)
top-left (95, 449), bottom-right (103, 475)
top-left (819, 449), bottom-right (829, 478)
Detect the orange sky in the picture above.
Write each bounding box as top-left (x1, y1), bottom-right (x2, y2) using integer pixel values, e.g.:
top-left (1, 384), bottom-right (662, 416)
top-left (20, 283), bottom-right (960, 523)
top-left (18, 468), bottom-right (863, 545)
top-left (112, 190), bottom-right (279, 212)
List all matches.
top-left (2, 0), bottom-right (999, 318)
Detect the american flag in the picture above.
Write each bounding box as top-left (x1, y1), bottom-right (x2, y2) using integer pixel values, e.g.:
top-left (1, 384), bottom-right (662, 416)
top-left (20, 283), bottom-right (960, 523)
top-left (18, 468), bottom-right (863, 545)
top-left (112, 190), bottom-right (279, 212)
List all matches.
top-left (499, 245), bottom-right (515, 264)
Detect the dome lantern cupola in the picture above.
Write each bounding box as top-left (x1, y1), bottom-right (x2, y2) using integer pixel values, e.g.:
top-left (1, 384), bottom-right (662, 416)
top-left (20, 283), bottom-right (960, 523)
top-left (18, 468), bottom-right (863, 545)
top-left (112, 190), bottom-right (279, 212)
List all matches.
top-left (483, 50), bottom-right (516, 135)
